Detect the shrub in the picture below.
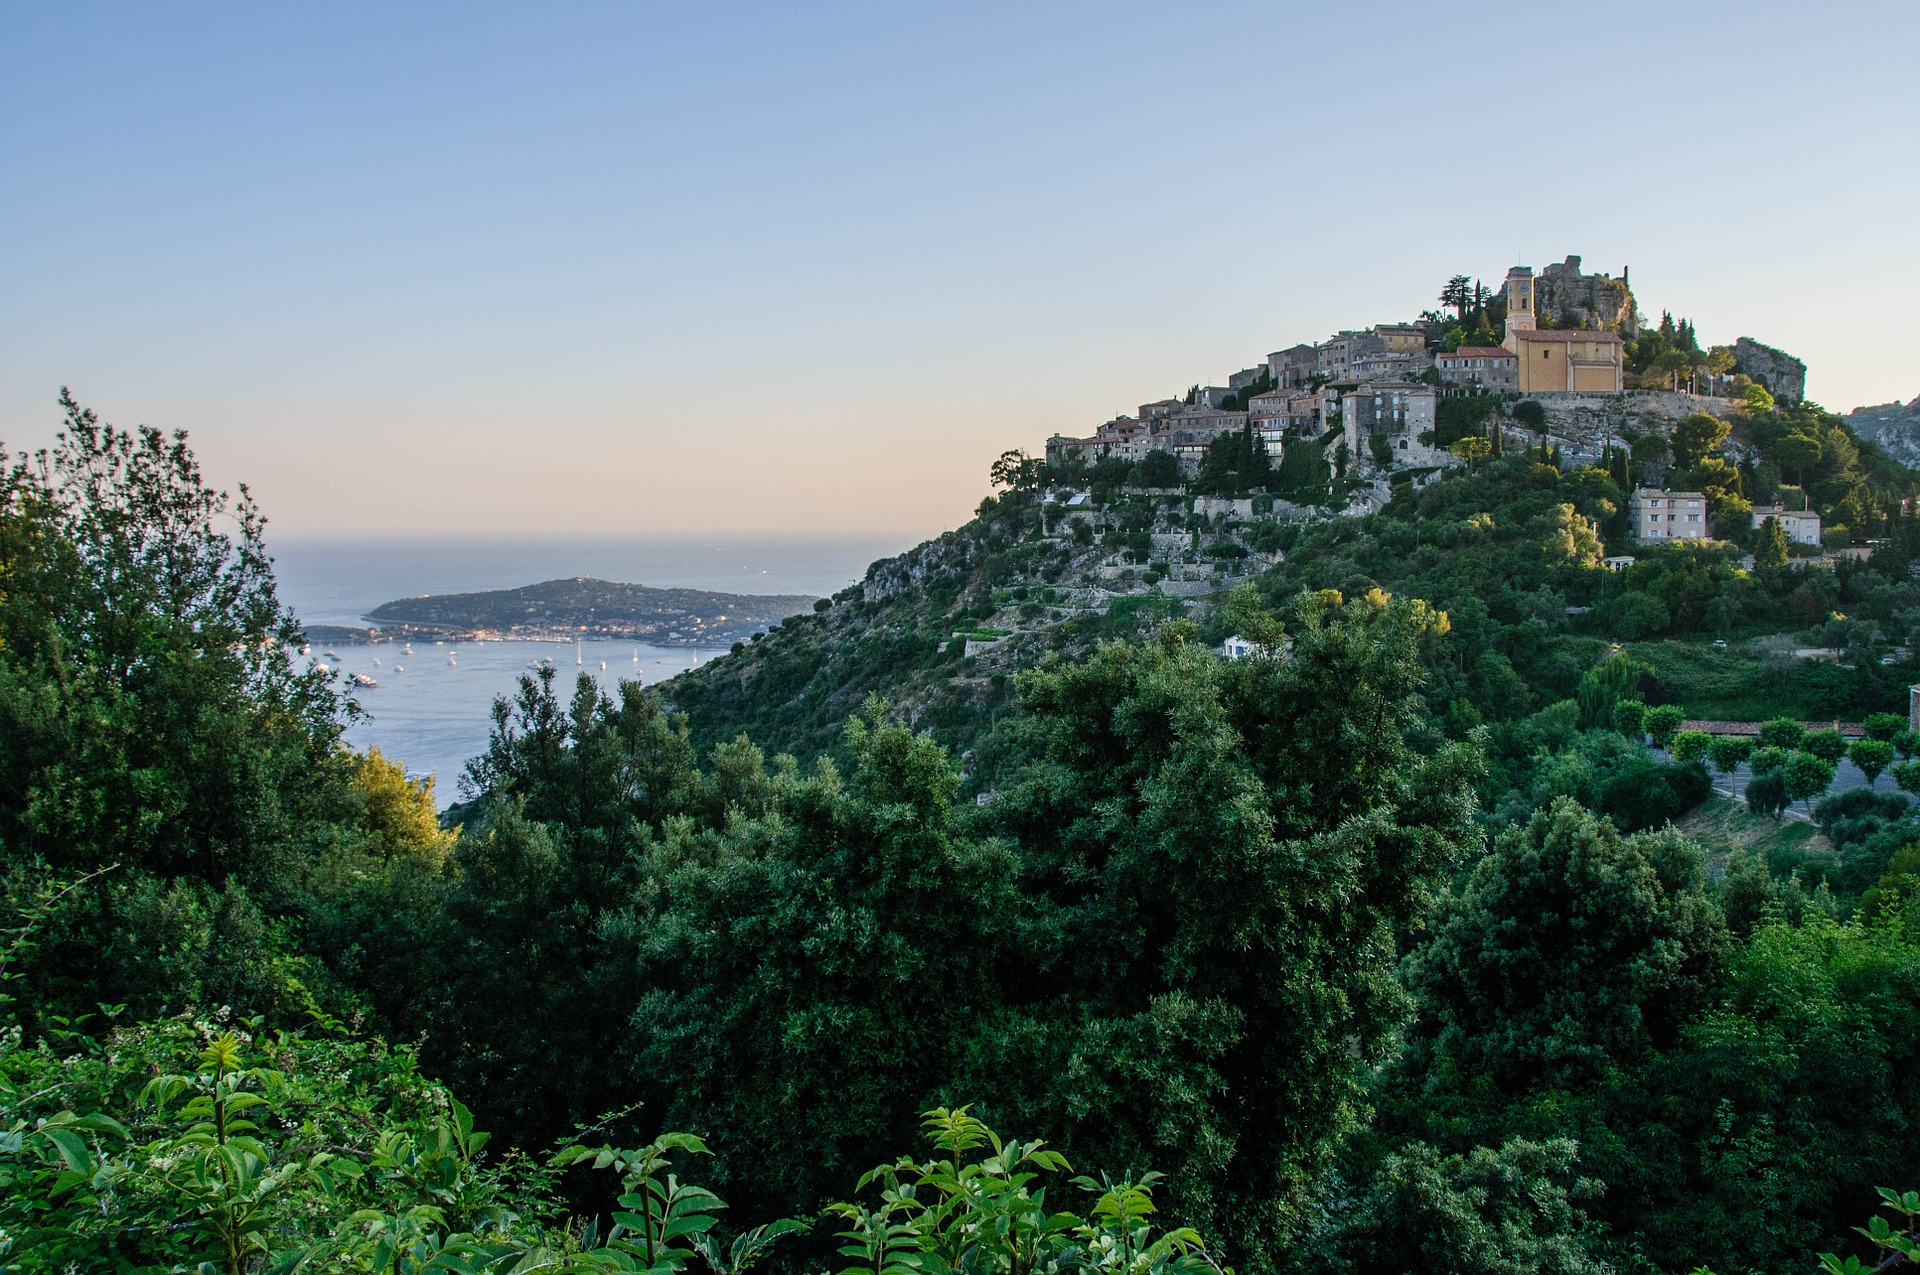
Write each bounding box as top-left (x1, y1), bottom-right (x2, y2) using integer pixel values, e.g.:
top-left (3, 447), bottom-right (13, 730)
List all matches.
top-left (1645, 705), bottom-right (1686, 749)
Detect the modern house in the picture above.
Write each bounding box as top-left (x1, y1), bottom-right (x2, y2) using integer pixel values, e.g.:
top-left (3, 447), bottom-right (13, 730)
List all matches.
top-left (1629, 487), bottom-right (1708, 542)
top-left (1750, 504), bottom-right (1823, 545)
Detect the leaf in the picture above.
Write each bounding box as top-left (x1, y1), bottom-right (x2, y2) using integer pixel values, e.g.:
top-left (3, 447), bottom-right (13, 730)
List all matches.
top-left (36, 1125), bottom-right (92, 1174)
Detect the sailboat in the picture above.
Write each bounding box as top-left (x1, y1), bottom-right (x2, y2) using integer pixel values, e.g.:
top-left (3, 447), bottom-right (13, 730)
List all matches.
top-left (576, 637), bottom-right (583, 666)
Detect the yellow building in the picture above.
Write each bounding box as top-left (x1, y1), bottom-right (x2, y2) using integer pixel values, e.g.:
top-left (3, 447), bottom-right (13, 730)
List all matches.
top-left (1500, 265), bottom-right (1625, 392)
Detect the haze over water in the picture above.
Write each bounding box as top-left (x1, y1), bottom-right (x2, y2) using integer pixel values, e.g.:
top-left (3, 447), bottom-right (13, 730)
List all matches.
top-left (274, 533), bottom-right (904, 795)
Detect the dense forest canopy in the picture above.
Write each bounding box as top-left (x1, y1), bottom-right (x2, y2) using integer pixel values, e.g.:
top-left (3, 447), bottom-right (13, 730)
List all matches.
top-left (4, 393), bottom-right (1920, 1275)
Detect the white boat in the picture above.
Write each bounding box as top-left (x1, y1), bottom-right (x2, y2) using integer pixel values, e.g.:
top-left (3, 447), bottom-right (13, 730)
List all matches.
top-left (448, 654), bottom-right (457, 666)
top-left (372, 657), bottom-right (381, 667)
top-left (324, 650), bottom-right (341, 661)
top-left (576, 637), bottom-right (583, 666)
top-left (404, 643), bottom-right (413, 656)
top-left (352, 672), bottom-right (377, 688)
top-left (599, 660), bottom-right (607, 670)
top-left (395, 666), bottom-right (405, 673)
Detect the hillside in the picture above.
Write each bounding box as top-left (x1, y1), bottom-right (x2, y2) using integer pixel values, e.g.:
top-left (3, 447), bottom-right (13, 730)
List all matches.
top-left (1847, 393), bottom-right (1920, 468)
top-left (663, 390), bottom-right (1920, 811)
top-left (364, 575), bottom-right (815, 645)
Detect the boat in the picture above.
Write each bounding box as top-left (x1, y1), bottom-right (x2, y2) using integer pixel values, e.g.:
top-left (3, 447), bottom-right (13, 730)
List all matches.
top-left (599, 660), bottom-right (607, 670)
top-left (372, 657), bottom-right (381, 667)
top-left (351, 672), bottom-right (377, 688)
top-left (324, 650), bottom-right (341, 660)
top-left (403, 643), bottom-right (413, 656)
top-left (575, 637), bottom-right (583, 666)
top-left (394, 665), bottom-right (405, 673)
top-left (448, 653), bottom-right (457, 666)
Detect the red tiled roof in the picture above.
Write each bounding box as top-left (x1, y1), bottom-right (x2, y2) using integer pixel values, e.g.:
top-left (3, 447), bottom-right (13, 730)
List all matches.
top-left (1512, 328), bottom-right (1625, 344)
top-left (1682, 719), bottom-right (1864, 737)
top-left (1446, 347), bottom-right (1514, 358)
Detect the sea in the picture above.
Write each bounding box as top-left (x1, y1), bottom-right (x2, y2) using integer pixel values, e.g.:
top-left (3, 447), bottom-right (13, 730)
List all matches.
top-left (271, 533), bottom-right (913, 799)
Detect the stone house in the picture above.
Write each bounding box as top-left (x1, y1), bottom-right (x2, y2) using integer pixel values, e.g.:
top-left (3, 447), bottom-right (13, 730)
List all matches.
top-left (1750, 504), bottom-right (1822, 545)
top-left (1352, 349), bottom-right (1433, 381)
top-left (1629, 487), bottom-right (1708, 542)
top-left (1192, 386), bottom-right (1234, 410)
top-left (1316, 331), bottom-right (1383, 380)
top-left (1343, 382), bottom-right (1441, 468)
top-left (1267, 344), bottom-right (1319, 388)
top-left (1372, 323), bottom-right (1426, 353)
top-left (1436, 346), bottom-right (1519, 392)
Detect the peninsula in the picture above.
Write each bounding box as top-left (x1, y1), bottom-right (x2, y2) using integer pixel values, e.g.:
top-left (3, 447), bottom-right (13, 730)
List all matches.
top-left (360, 576), bottom-right (816, 646)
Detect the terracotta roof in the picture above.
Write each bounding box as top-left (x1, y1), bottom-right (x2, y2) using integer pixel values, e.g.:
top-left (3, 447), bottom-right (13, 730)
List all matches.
top-left (1682, 719), bottom-right (1864, 738)
top-left (1444, 347), bottom-right (1515, 358)
top-left (1511, 328), bottom-right (1624, 344)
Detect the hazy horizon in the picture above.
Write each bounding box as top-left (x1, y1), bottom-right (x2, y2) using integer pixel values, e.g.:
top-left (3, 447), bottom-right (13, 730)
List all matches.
top-left (5, 1), bottom-right (1918, 538)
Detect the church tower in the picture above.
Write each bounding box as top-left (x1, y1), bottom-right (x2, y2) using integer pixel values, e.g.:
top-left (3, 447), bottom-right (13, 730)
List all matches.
top-left (1501, 265), bottom-right (1536, 350)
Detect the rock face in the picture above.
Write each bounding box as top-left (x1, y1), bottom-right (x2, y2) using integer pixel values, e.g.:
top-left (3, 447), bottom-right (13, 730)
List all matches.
top-left (1847, 395), bottom-right (1920, 468)
top-left (1732, 338), bottom-right (1807, 403)
top-left (1534, 255), bottom-right (1637, 333)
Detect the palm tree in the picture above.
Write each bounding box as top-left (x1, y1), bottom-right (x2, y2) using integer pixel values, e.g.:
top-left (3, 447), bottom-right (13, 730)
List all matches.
top-left (1439, 276), bottom-right (1472, 321)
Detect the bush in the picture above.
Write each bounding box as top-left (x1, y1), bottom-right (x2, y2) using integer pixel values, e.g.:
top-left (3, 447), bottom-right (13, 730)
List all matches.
top-left (1758, 717), bottom-right (1806, 751)
top-left (1600, 758), bottom-right (1711, 831)
top-left (1746, 768), bottom-right (1790, 818)
top-left (1803, 728), bottom-right (1847, 762)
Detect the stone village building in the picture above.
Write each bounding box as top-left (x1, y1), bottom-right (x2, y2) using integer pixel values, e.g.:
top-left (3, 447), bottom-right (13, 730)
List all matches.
top-left (1501, 266), bottom-right (1625, 392)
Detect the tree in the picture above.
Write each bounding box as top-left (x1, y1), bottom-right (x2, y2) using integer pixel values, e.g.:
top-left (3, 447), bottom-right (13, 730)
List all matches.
top-left (1402, 798), bottom-right (1725, 1091)
top-left (1802, 728), bottom-right (1847, 762)
top-left (1756, 516), bottom-right (1790, 568)
top-left (990, 448), bottom-right (1042, 493)
top-left (1613, 699), bottom-right (1648, 739)
top-left (1130, 450), bottom-right (1180, 489)
top-left (1893, 729), bottom-right (1920, 761)
top-left (1708, 735), bottom-right (1754, 795)
top-left (1745, 384), bottom-right (1777, 414)
top-left (1781, 750), bottom-right (1837, 815)
top-left (1774, 433), bottom-right (1821, 486)
top-left (1450, 435), bottom-right (1490, 470)
top-left (1645, 704), bottom-right (1685, 749)
top-left (1861, 712), bottom-right (1906, 742)
top-left (1670, 412), bottom-right (1732, 470)
top-left (1848, 738), bottom-right (1895, 788)
top-left (1630, 434), bottom-right (1670, 484)
top-left (1758, 717), bottom-right (1806, 751)
top-left (1440, 275), bottom-right (1472, 320)
top-left (1893, 758), bottom-right (1920, 798)
top-left (1670, 730), bottom-right (1712, 766)
top-left (1577, 653), bottom-right (1644, 730)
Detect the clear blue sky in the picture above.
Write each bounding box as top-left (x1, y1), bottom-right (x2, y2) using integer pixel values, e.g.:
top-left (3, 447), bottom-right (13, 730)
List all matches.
top-left (4, 2), bottom-right (1916, 538)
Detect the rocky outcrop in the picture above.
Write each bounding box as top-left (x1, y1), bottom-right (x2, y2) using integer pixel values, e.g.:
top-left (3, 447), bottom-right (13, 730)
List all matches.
top-left (1847, 395), bottom-right (1920, 468)
top-left (1535, 256), bottom-right (1637, 333)
top-left (1733, 338), bottom-right (1807, 403)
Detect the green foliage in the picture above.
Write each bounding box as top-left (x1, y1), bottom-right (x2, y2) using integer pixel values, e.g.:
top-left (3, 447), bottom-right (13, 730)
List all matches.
top-left (1311, 1137), bottom-right (1610, 1275)
top-left (1758, 716), bottom-right (1806, 751)
top-left (1862, 712), bottom-right (1907, 742)
top-left (1575, 653), bottom-right (1642, 730)
top-left (1644, 703), bottom-right (1686, 748)
top-left (1849, 738), bottom-right (1895, 786)
top-left (1403, 799), bottom-right (1725, 1091)
top-left (1803, 728), bottom-right (1847, 761)
top-left (1707, 734), bottom-right (1753, 777)
top-left (1669, 730), bottom-right (1712, 765)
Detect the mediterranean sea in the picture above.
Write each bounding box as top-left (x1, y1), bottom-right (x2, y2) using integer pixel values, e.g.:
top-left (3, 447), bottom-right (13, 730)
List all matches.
top-left (271, 533), bottom-right (911, 798)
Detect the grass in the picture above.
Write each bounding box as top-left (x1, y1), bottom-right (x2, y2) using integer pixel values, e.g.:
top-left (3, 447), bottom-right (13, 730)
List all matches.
top-left (1673, 794), bottom-right (1826, 863)
top-left (1622, 638), bottom-right (1870, 721)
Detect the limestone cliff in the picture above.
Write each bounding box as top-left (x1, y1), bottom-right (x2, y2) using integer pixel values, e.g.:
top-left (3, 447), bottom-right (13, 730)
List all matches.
top-left (1534, 255), bottom-right (1637, 333)
top-left (1847, 395), bottom-right (1920, 468)
top-left (1733, 338), bottom-right (1808, 403)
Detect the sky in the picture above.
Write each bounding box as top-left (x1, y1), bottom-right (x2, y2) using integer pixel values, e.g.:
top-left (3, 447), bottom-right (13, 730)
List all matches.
top-left (4, 1), bottom-right (1918, 541)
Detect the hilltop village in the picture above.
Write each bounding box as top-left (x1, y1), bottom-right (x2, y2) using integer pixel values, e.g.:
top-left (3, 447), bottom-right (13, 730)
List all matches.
top-left (1045, 255), bottom-right (1808, 528)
